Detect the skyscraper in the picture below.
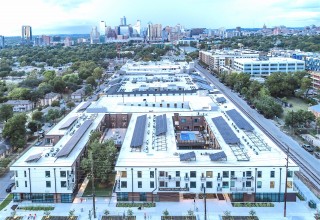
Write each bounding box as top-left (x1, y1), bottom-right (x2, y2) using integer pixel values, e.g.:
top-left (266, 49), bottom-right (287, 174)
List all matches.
top-left (0, 35), bottom-right (4, 49)
top-left (21, 25), bottom-right (32, 44)
top-left (90, 26), bottom-right (100, 44)
top-left (120, 16), bottom-right (127, 26)
top-left (100, 21), bottom-right (106, 35)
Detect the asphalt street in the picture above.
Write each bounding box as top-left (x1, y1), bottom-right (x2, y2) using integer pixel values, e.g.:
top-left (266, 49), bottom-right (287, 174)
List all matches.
top-left (0, 171), bottom-right (13, 202)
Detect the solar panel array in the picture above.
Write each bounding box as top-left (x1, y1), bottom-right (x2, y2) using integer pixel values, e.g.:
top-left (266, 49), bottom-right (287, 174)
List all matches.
top-left (130, 115), bottom-right (147, 148)
top-left (59, 116), bottom-right (78, 130)
top-left (191, 74), bottom-right (207, 83)
top-left (25, 153), bottom-right (42, 163)
top-left (226, 109), bottom-right (254, 132)
top-left (77, 102), bottom-right (91, 112)
top-left (209, 151), bottom-right (227, 161)
top-left (212, 116), bottom-right (240, 144)
top-left (180, 151), bottom-right (196, 161)
top-left (196, 82), bottom-right (213, 91)
top-left (155, 114), bottom-right (167, 136)
top-left (216, 97), bottom-right (227, 103)
top-left (56, 120), bottom-right (93, 158)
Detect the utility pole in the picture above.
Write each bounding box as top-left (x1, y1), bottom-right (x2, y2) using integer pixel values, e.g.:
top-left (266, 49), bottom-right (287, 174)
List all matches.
top-left (204, 187), bottom-right (207, 220)
top-left (91, 152), bottom-right (96, 218)
top-left (284, 146), bottom-right (289, 217)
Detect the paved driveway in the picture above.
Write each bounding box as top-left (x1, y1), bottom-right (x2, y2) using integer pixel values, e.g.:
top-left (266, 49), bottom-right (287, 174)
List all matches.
top-left (0, 171), bottom-right (14, 202)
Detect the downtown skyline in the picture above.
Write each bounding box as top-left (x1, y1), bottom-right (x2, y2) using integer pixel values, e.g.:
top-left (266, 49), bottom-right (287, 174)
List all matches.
top-left (0, 0), bottom-right (319, 36)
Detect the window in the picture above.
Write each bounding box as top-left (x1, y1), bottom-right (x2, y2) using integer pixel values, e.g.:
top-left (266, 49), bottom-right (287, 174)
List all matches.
top-left (137, 171), bottom-right (142, 178)
top-left (24, 171), bottom-right (27, 177)
top-left (246, 171), bottom-right (252, 177)
top-left (206, 171), bottom-right (212, 178)
top-left (45, 171), bottom-right (50, 178)
top-left (190, 181), bottom-right (196, 188)
top-left (150, 171), bottom-right (154, 178)
top-left (270, 171), bottom-right (275, 178)
top-left (122, 171), bottom-right (127, 178)
top-left (15, 171), bottom-right (18, 177)
top-left (230, 181), bottom-right (235, 187)
top-left (138, 181), bottom-right (142, 188)
top-left (159, 181), bottom-right (165, 187)
top-left (181, 118), bottom-right (186, 123)
top-left (159, 171), bottom-right (165, 177)
top-left (139, 192), bottom-right (147, 201)
top-left (190, 171), bottom-right (196, 178)
top-left (121, 181), bottom-right (127, 188)
top-left (230, 171), bottom-right (235, 177)
top-left (61, 181), bottom-right (67, 188)
top-left (222, 171), bottom-right (229, 178)
top-left (176, 171), bottom-right (180, 177)
top-left (257, 181), bottom-right (262, 188)
top-left (60, 171), bottom-right (66, 178)
top-left (16, 181), bottom-right (19, 187)
top-left (176, 181), bottom-right (180, 187)
top-left (25, 181), bottom-right (27, 187)
top-left (46, 181), bottom-right (51, 188)
top-left (287, 181), bottom-right (292, 188)
top-left (117, 192), bottom-right (129, 201)
top-left (270, 181), bottom-right (275, 188)
top-left (257, 171), bottom-right (262, 178)
top-left (222, 181), bottom-right (229, 188)
top-left (246, 181), bottom-right (251, 187)
top-left (194, 118), bottom-right (199, 123)
top-left (206, 181), bottom-right (212, 188)
top-left (287, 171), bottom-right (293, 178)
top-left (150, 181), bottom-right (154, 188)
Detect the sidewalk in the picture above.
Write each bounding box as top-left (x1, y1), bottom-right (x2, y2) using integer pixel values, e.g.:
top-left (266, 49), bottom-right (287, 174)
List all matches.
top-left (1, 195), bottom-right (317, 220)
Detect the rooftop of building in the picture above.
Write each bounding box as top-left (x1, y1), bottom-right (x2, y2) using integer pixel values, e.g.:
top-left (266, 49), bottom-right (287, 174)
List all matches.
top-left (234, 57), bottom-right (306, 63)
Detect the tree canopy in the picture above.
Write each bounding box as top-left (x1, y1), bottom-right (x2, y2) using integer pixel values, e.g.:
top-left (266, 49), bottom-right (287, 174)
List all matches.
top-left (2, 113), bottom-right (27, 149)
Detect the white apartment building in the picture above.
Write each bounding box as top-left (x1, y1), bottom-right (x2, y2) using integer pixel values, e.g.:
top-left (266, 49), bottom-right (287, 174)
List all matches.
top-left (199, 50), bottom-right (260, 72)
top-left (233, 57), bottom-right (305, 76)
top-left (120, 60), bottom-right (192, 75)
top-left (10, 66), bottom-right (298, 204)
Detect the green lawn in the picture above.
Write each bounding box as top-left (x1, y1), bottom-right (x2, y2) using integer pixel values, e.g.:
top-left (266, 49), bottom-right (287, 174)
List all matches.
top-left (280, 97), bottom-right (310, 119)
top-left (82, 174), bottom-right (115, 197)
top-left (0, 194), bottom-right (13, 211)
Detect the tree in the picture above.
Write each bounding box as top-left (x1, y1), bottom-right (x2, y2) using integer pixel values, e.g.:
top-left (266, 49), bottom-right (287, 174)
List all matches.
top-left (32, 110), bottom-right (43, 122)
top-left (163, 209), bottom-right (169, 218)
top-left (68, 209), bottom-right (75, 220)
top-left (51, 100), bottom-right (60, 107)
top-left (43, 70), bottom-right (56, 82)
top-left (86, 76), bottom-right (97, 88)
top-left (300, 77), bottom-right (312, 97)
top-left (46, 109), bottom-right (60, 123)
top-left (249, 209), bottom-right (256, 220)
top-left (2, 113), bottom-right (27, 149)
top-left (0, 104), bottom-right (13, 122)
top-left (89, 131), bottom-right (102, 144)
top-left (8, 87), bottom-right (31, 100)
top-left (127, 209), bottom-right (133, 217)
top-left (66, 101), bottom-right (75, 110)
top-left (27, 121), bottom-right (40, 133)
top-left (81, 140), bottom-right (117, 183)
top-left (254, 95), bottom-right (283, 119)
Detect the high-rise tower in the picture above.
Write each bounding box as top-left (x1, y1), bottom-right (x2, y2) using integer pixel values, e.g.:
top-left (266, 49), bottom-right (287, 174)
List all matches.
top-left (21, 25), bottom-right (32, 44)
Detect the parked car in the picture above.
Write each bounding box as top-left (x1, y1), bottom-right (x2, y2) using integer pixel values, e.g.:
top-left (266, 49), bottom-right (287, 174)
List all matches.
top-left (38, 129), bottom-right (45, 134)
top-left (302, 144), bottom-right (314, 152)
top-left (314, 152), bottom-right (320, 159)
top-left (35, 141), bottom-right (42, 146)
top-left (6, 183), bottom-right (15, 192)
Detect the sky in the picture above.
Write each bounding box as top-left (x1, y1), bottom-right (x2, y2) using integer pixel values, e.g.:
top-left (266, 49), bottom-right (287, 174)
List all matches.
top-left (0, 0), bottom-right (319, 36)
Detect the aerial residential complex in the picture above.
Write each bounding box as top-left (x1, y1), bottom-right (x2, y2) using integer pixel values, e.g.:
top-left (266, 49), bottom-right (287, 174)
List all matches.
top-left (10, 60), bottom-right (298, 203)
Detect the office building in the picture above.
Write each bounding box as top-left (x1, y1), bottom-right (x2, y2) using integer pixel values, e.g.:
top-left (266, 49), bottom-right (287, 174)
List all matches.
top-left (21, 25), bottom-right (32, 45)
top-left (120, 16), bottom-right (127, 26)
top-left (90, 26), bottom-right (100, 44)
top-left (233, 57), bottom-right (305, 76)
top-left (148, 23), bottom-right (162, 41)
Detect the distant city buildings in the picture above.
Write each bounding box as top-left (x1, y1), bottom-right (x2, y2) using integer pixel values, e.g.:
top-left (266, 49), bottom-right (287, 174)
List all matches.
top-left (21, 25), bottom-right (32, 45)
top-left (0, 35), bottom-right (4, 49)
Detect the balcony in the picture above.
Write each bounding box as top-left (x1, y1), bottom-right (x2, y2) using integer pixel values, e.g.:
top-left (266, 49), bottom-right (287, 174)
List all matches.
top-left (243, 176), bottom-right (254, 181)
top-left (201, 177), bottom-right (206, 181)
top-left (158, 187), bottom-right (189, 192)
top-left (217, 187), bottom-right (222, 191)
top-left (158, 176), bottom-right (181, 181)
top-left (217, 177), bottom-right (222, 181)
top-left (184, 177), bottom-right (190, 181)
top-left (230, 187), bottom-right (254, 192)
